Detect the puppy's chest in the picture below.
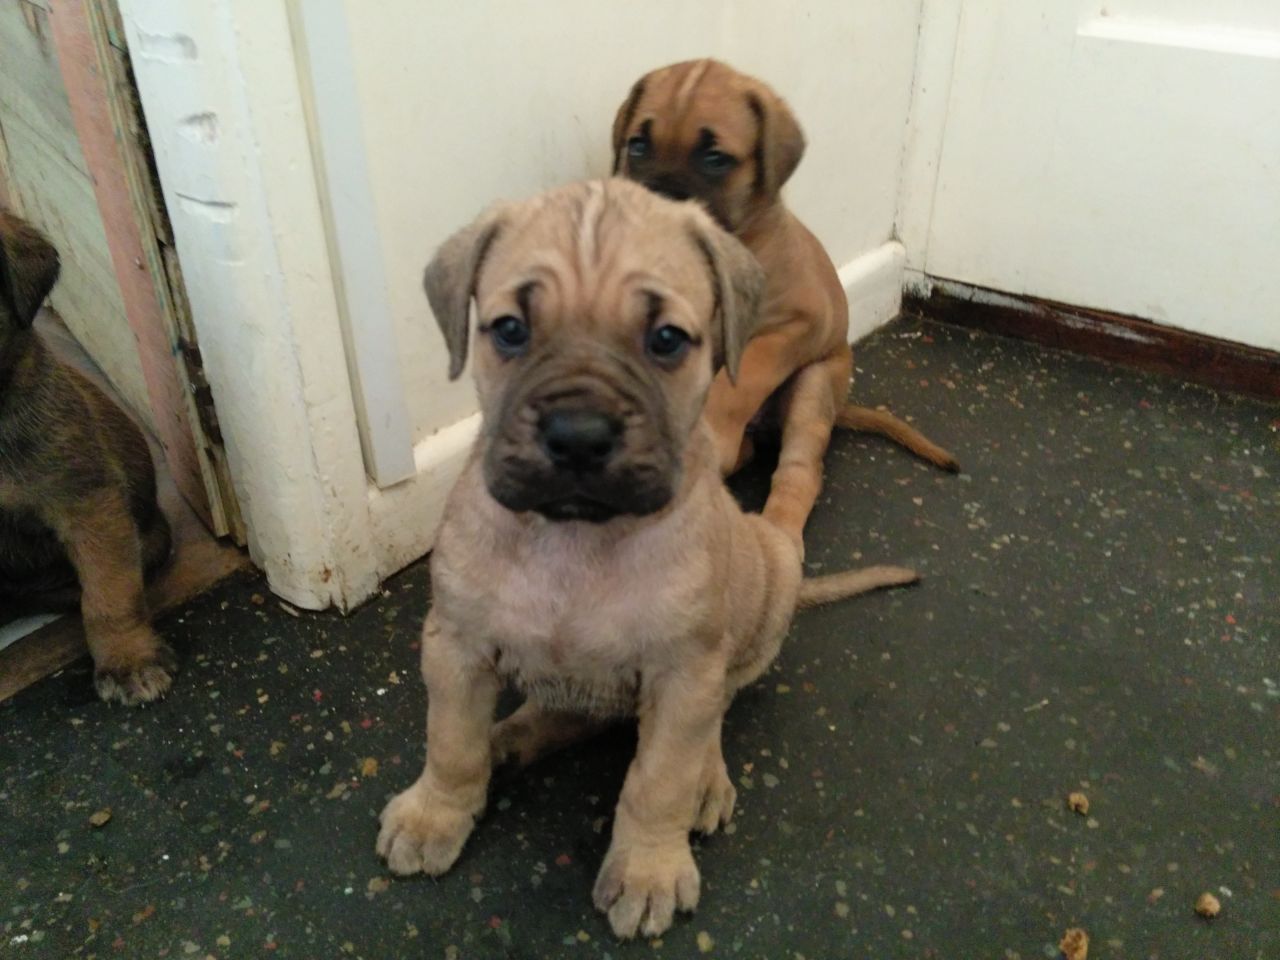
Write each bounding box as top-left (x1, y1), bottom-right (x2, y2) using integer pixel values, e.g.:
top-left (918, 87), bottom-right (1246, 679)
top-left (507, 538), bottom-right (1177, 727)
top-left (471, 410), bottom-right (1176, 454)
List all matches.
top-left (442, 534), bottom-right (693, 716)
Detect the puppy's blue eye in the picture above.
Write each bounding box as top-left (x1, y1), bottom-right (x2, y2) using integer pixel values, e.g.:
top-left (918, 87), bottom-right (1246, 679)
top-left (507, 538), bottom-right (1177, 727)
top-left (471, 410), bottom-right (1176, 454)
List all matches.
top-left (489, 316), bottom-right (529, 356)
top-left (627, 136), bottom-right (650, 159)
top-left (700, 150), bottom-right (736, 175)
top-left (647, 324), bottom-right (691, 361)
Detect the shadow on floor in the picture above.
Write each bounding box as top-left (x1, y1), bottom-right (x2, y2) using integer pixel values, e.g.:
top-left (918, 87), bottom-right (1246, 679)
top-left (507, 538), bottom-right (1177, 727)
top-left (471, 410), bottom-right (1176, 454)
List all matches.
top-left (2, 318), bottom-right (1276, 959)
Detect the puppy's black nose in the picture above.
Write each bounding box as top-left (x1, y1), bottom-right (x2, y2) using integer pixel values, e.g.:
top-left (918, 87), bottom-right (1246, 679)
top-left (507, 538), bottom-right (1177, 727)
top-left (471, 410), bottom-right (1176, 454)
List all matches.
top-left (646, 176), bottom-right (692, 202)
top-left (538, 409), bottom-right (621, 472)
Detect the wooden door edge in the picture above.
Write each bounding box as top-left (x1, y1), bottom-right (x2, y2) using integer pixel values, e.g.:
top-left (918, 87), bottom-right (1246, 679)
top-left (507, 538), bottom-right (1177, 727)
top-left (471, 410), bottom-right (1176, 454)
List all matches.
top-left (47, 0), bottom-right (245, 541)
top-left (905, 279), bottom-right (1280, 402)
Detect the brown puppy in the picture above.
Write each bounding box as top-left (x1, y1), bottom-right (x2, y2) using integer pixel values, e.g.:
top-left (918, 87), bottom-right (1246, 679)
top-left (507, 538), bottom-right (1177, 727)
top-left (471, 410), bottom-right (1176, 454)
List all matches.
top-left (612, 59), bottom-right (958, 542)
top-left (376, 180), bottom-right (916, 938)
top-left (0, 210), bottom-right (174, 704)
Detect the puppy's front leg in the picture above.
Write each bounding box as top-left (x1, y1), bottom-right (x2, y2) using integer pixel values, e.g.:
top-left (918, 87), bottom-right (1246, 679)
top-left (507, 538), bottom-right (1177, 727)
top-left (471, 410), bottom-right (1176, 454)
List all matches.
top-left (593, 649), bottom-right (727, 939)
top-left (704, 323), bottom-right (811, 475)
top-left (48, 489), bottom-right (175, 705)
top-left (378, 612), bottom-right (499, 876)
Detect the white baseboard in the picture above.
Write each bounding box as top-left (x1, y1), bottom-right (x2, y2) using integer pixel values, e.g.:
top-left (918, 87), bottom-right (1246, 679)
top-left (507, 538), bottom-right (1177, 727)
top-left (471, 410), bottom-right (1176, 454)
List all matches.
top-left (0, 614), bottom-right (60, 653)
top-left (365, 413), bottom-right (480, 582)
top-left (839, 240), bottom-right (907, 343)
top-left (903, 266), bottom-right (934, 299)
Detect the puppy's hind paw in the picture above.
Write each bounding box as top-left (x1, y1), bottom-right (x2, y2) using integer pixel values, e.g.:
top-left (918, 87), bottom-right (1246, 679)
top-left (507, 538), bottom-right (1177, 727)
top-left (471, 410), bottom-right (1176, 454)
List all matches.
top-left (94, 642), bottom-right (177, 706)
top-left (694, 758), bottom-right (736, 835)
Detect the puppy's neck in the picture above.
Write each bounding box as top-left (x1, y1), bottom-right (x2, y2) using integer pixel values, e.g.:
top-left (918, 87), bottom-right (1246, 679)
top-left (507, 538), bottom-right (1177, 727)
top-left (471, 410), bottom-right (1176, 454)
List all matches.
top-left (0, 327), bottom-right (43, 400)
top-left (735, 199), bottom-right (789, 247)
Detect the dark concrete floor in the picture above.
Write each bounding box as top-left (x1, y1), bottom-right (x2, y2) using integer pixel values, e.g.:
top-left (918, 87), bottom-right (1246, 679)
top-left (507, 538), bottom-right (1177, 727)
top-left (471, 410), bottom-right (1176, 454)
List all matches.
top-left (2, 318), bottom-right (1277, 960)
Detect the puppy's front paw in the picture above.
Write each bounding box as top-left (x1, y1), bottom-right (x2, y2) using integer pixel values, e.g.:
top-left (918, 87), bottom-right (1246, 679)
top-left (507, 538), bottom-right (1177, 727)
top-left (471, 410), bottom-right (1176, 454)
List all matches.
top-left (376, 784), bottom-right (475, 876)
top-left (94, 640), bottom-right (177, 706)
top-left (592, 840), bottom-right (700, 939)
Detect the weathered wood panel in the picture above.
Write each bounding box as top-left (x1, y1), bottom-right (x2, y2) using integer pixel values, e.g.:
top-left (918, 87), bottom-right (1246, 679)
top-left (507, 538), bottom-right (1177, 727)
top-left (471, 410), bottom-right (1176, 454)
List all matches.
top-left (48, 0), bottom-right (220, 530)
top-left (0, 0), bottom-right (154, 430)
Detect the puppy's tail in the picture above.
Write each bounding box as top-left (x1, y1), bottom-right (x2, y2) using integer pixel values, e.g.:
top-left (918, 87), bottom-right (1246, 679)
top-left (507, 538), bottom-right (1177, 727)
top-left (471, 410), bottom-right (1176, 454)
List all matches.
top-left (797, 565), bottom-right (920, 609)
top-left (836, 404), bottom-right (960, 473)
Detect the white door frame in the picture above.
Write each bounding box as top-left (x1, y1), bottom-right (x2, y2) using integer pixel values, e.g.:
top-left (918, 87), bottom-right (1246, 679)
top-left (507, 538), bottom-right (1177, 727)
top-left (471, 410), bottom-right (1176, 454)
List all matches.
top-left (120, 0), bottom-right (382, 610)
top-left (896, 0), bottom-right (965, 294)
top-left (290, 0), bottom-right (417, 488)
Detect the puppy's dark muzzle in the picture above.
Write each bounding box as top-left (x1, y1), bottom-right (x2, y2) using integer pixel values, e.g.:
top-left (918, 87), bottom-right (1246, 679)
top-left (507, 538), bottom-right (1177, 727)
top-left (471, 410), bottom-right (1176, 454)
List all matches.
top-left (638, 175), bottom-right (732, 230)
top-left (482, 345), bottom-right (681, 523)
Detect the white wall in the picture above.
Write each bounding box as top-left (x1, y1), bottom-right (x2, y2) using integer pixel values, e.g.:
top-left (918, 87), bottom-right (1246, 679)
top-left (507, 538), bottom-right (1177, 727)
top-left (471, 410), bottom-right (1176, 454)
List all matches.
top-left (334, 0), bottom-right (924, 443)
top-left (899, 0), bottom-right (1280, 351)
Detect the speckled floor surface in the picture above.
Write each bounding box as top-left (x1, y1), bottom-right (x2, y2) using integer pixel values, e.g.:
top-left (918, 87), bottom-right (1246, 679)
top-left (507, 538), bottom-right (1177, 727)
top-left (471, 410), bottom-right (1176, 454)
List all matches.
top-left (2, 318), bottom-right (1277, 960)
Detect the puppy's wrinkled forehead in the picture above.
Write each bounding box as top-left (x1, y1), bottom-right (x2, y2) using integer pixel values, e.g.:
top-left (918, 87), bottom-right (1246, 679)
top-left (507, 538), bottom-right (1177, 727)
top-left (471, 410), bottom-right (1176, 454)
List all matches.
top-left (476, 181), bottom-right (713, 321)
top-left (425, 178), bottom-right (764, 387)
top-left (627, 60), bottom-right (758, 159)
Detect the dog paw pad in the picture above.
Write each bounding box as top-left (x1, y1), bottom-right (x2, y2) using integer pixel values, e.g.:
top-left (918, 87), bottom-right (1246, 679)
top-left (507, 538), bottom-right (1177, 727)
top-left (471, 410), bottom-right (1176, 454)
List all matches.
top-left (94, 644), bottom-right (177, 706)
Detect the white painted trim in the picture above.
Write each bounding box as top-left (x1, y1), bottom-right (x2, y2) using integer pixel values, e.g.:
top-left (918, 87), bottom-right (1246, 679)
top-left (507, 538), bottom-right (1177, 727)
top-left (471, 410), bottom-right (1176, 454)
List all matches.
top-left (291, 0), bottom-right (416, 487)
top-left (903, 266), bottom-right (934, 299)
top-left (365, 413), bottom-right (480, 581)
top-left (120, 0), bottom-right (380, 610)
top-left (895, 0), bottom-right (964, 273)
top-left (1078, 15), bottom-right (1280, 61)
top-left (840, 240), bottom-right (907, 343)
top-left (0, 615), bottom-right (60, 653)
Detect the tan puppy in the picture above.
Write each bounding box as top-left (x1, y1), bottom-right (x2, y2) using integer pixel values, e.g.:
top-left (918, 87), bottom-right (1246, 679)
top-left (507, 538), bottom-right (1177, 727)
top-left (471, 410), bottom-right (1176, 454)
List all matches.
top-left (376, 180), bottom-right (916, 938)
top-left (612, 59), bottom-right (958, 541)
top-left (0, 210), bottom-right (174, 704)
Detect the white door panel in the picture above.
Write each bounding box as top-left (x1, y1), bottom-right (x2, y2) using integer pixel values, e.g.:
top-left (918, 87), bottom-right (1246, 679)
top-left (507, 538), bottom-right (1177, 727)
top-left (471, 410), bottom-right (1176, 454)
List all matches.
top-left (922, 1), bottom-right (1280, 350)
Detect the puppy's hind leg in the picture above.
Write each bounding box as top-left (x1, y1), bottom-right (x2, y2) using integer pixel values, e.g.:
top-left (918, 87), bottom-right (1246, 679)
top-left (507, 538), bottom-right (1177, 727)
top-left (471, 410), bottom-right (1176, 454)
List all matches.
top-left (48, 489), bottom-right (176, 705)
top-left (693, 736), bottom-right (735, 835)
top-left (139, 511), bottom-right (173, 582)
top-left (490, 700), bottom-right (611, 771)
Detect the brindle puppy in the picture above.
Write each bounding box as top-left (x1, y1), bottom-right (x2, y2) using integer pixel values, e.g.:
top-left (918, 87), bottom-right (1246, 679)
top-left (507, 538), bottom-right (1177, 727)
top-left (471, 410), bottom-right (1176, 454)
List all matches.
top-left (612, 59), bottom-right (958, 542)
top-left (0, 210), bottom-right (174, 704)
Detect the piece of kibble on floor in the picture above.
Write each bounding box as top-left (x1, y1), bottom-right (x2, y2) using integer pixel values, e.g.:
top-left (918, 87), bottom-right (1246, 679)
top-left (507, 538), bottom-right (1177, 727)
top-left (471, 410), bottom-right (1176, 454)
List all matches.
top-left (1059, 926), bottom-right (1089, 960)
top-left (1195, 892), bottom-right (1221, 919)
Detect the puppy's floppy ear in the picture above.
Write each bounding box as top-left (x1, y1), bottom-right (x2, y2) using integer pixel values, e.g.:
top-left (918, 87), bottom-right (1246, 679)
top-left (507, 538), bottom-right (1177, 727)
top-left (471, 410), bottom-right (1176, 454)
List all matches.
top-left (611, 78), bottom-right (646, 174)
top-left (423, 207), bottom-right (505, 381)
top-left (687, 213), bottom-right (765, 384)
top-left (747, 87), bottom-right (806, 196)
top-left (0, 212), bottom-right (60, 329)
